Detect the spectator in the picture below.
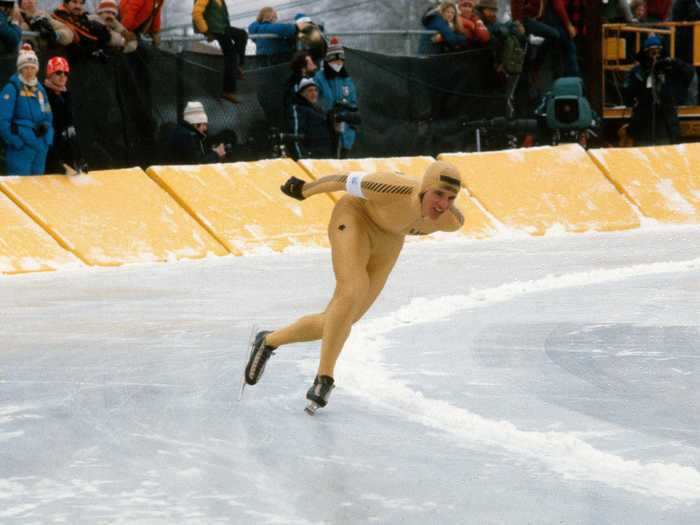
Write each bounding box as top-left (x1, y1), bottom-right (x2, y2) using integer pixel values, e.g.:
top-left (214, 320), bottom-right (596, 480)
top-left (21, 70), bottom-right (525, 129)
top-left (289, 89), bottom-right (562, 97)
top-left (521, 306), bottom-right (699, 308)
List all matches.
top-left (119, 0), bottom-right (163, 46)
top-left (0, 44), bottom-right (53, 175)
top-left (510, 0), bottom-right (579, 77)
top-left (52, 0), bottom-right (112, 58)
top-left (457, 0), bottom-right (490, 46)
top-left (479, 1), bottom-right (526, 76)
top-left (623, 34), bottom-right (694, 145)
top-left (90, 0), bottom-right (137, 53)
top-left (284, 50), bottom-right (318, 109)
top-left (672, 0), bottom-right (700, 104)
top-left (43, 56), bottom-right (86, 175)
top-left (420, 2), bottom-right (469, 54)
top-left (287, 77), bottom-right (333, 159)
top-left (294, 13), bottom-right (326, 62)
top-left (166, 101), bottom-right (226, 165)
top-left (0, 0), bottom-right (21, 53)
top-left (630, 1), bottom-right (648, 22)
top-left (193, 0), bottom-right (248, 104)
top-left (646, 0), bottom-right (671, 21)
top-left (314, 37), bottom-right (359, 158)
top-left (18, 0), bottom-right (73, 48)
top-left (600, 0), bottom-right (636, 22)
top-left (248, 6), bottom-right (295, 57)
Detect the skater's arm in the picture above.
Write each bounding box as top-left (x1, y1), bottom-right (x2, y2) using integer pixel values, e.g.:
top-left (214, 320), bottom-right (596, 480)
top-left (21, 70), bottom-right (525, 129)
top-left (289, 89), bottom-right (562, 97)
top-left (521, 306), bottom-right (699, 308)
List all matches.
top-left (281, 171), bottom-right (416, 202)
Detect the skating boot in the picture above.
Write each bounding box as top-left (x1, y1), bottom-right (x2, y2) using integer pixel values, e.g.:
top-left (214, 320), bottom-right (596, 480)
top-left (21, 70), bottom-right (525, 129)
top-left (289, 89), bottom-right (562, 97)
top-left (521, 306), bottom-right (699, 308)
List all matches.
top-left (304, 375), bottom-right (335, 415)
top-left (244, 331), bottom-right (277, 385)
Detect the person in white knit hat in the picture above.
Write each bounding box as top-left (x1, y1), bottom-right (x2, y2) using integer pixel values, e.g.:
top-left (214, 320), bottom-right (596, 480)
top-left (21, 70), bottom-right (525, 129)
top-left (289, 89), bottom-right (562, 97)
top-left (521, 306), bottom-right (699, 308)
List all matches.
top-left (164, 101), bottom-right (227, 165)
top-left (89, 0), bottom-right (137, 53)
top-left (0, 43), bottom-right (54, 175)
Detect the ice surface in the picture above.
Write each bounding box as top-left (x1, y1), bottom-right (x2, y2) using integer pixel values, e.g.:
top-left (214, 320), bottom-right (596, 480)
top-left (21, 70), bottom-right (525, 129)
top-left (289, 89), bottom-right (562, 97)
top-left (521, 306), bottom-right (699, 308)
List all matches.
top-left (1, 226), bottom-right (699, 524)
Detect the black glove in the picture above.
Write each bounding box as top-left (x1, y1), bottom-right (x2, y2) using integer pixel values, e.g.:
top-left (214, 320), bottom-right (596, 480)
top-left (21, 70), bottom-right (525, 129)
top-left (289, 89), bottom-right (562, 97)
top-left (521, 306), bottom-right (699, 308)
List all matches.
top-left (280, 176), bottom-right (306, 200)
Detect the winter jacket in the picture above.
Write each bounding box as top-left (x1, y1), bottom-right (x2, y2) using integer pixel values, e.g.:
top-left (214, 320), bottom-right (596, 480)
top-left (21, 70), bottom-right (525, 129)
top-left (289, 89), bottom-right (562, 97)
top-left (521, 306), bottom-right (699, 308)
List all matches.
top-left (166, 122), bottom-right (220, 165)
top-left (19, 6), bottom-right (74, 47)
top-left (623, 55), bottom-right (694, 145)
top-left (0, 74), bottom-right (54, 175)
top-left (192, 0), bottom-right (230, 36)
top-left (52, 6), bottom-right (111, 51)
top-left (119, 0), bottom-right (163, 35)
top-left (459, 13), bottom-right (490, 45)
top-left (314, 63), bottom-right (358, 150)
top-left (647, 0), bottom-right (672, 20)
top-left (45, 88), bottom-right (84, 174)
top-left (419, 7), bottom-right (469, 54)
top-left (287, 93), bottom-right (334, 159)
top-left (0, 11), bottom-right (22, 52)
top-left (248, 20), bottom-right (296, 55)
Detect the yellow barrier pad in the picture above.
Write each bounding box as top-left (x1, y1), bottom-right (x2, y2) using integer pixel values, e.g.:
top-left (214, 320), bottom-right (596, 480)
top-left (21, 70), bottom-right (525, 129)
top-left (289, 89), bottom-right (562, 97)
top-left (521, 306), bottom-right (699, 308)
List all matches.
top-left (0, 169), bottom-right (226, 266)
top-left (299, 157), bottom-right (496, 238)
top-left (589, 144), bottom-right (700, 223)
top-left (0, 190), bottom-right (82, 274)
top-left (440, 145), bottom-right (640, 235)
top-left (147, 160), bottom-right (335, 253)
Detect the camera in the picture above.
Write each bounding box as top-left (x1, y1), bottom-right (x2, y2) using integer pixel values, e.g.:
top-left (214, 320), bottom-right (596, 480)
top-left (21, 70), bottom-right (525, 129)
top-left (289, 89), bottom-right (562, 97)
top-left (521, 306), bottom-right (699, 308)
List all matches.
top-left (34, 123), bottom-right (49, 138)
top-left (268, 127), bottom-right (305, 158)
top-left (331, 101), bottom-right (361, 126)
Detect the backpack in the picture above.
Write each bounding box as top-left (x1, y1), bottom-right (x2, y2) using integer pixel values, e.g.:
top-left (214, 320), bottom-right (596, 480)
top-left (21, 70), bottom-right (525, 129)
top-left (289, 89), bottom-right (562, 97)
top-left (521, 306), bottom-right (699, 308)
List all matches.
top-left (499, 32), bottom-right (526, 75)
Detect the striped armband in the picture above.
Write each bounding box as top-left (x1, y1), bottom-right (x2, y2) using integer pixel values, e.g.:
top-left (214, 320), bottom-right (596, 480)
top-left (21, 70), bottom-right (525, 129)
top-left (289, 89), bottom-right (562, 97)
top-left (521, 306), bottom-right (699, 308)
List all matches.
top-left (346, 171), bottom-right (367, 199)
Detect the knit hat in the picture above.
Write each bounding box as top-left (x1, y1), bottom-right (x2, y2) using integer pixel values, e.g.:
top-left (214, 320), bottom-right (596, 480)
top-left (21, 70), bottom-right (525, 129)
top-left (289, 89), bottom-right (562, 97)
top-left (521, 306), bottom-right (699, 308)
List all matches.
top-left (96, 0), bottom-right (118, 16)
top-left (17, 43), bottom-right (39, 72)
top-left (46, 56), bottom-right (70, 77)
top-left (420, 161), bottom-right (462, 195)
top-left (294, 13), bottom-right (312, 24)
top-left (325, 36), bottom-right (344, 61)
top-left (643, 34), bottom-right (662, 50)
top-left (296, 77), bottom-right (318, 94)
top-left (477, 0), bottom-right (498, 10)
top-left (183, 101), bottom-right (208, 125)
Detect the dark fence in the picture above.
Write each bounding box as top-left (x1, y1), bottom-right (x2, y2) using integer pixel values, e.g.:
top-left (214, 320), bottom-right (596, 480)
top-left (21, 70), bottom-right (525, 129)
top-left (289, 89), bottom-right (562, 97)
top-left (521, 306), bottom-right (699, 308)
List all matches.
top-left (0, 44), bottom-right (507, 172)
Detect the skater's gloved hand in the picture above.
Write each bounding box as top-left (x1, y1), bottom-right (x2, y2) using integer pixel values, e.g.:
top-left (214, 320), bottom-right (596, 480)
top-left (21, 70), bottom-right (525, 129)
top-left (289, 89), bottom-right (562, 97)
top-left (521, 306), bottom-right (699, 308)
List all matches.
top-left (280, 176), bottom-right (306, 200)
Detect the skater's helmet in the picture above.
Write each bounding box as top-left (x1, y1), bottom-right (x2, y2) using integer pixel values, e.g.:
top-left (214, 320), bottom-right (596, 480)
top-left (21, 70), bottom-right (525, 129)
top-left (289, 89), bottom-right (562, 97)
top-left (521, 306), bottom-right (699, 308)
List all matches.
top-left (420, 161), bottom-right (462, 196)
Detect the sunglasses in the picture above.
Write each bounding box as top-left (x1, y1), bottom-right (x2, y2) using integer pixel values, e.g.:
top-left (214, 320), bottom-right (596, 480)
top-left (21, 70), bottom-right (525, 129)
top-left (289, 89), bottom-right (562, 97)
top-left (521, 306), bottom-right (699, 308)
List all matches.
top-left (54, 71), bottom-right (69, 76)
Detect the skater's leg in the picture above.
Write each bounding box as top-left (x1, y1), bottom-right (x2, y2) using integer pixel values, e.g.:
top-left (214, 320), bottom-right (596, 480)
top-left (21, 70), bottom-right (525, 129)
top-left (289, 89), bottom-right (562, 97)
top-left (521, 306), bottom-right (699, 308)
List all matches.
top-left (352, 238), bottom-right (404, 323)
top-left (264, 313), bottom-right (326, 347)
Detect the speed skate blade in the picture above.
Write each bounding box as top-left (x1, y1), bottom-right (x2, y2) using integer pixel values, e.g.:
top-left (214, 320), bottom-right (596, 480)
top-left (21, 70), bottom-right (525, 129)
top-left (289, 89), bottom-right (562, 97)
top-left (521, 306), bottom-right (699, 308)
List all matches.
top-left (239, 324), bottom-right (259, 401)
top-left (304, 401), bottom-right (321, 415)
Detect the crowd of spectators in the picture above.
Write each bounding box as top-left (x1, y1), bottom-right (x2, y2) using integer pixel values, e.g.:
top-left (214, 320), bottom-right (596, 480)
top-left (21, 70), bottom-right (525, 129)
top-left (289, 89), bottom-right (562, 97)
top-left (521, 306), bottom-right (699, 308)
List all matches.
top-left (2, 0), bottom-right (700, 174)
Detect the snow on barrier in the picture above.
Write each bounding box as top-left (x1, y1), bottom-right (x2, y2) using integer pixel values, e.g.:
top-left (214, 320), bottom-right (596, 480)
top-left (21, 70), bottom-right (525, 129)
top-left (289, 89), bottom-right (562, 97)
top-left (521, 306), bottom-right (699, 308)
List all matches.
top-left (0, 190), bottom-right (83, 274)
top-left (0, 169), bottom-right (227, 267)
top-left (147, 160), bottom-right (335, 254)
top-left (589, 144), bottom-right (700, 223)
top-left (440, 144), bottom-right (640, 235)
top-left (298, 156), bottom-right (497, 238)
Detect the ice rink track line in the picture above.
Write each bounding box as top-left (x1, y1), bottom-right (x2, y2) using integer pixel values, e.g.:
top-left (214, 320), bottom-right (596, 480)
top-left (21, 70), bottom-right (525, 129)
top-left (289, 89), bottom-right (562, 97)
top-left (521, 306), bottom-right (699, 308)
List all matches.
top-left (340, 257), bottom-right (700, 503)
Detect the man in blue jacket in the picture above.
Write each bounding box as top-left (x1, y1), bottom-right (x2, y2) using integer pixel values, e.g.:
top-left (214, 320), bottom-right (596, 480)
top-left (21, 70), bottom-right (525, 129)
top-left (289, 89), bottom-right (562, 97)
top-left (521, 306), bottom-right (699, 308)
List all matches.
top-left (0, 44), bottom-right (53, 175)
top-left (248, 7), bottom-right (295, 58)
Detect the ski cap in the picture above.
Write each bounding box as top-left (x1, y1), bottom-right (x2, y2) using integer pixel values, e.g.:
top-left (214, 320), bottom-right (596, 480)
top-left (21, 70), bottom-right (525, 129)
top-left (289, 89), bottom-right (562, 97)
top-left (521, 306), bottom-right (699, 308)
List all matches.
top-left (420, 161), bottom-right (462, 195)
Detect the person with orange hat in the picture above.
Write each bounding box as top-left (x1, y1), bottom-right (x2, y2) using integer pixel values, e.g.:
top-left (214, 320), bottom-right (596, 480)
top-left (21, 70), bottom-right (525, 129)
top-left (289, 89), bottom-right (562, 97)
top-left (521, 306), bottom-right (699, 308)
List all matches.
top-left (243, 161), bottom-right (465, 414)
top-left (0, 43), bottom-right (53, 175)
top-left (43, 56), bottom-right (86, 174)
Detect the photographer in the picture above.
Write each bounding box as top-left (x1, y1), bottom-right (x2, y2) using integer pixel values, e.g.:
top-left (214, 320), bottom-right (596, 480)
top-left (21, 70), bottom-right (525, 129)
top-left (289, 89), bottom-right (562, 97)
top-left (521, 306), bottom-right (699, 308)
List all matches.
top-left (623, 35), bottom-right (694, 146)
top-left (314, 38), bottom-right (359, 158)
top-left (165, 101), bottom-right (227, 165)
top-left (287, 77), bottom-right (334, 159)
top-left (0, 44), bottom-right (53, 175)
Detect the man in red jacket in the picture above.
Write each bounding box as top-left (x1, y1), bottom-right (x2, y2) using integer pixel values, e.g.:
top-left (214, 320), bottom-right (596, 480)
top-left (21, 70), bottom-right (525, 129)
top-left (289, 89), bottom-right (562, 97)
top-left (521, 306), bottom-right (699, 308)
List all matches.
top-left (457, 0), bottom-right (490, 46)
top-left (511, 0), bottom-right (579, 77)
top-left (646, 0), bottom-right (672, 21)
top-left (119, 0), bottom-right (163, 46)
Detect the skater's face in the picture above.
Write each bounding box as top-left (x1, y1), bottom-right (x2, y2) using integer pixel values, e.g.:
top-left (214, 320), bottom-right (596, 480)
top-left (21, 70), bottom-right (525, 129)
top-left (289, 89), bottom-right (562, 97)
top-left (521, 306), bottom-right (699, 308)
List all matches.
top-left (421, 188), bottom-right (457, 220)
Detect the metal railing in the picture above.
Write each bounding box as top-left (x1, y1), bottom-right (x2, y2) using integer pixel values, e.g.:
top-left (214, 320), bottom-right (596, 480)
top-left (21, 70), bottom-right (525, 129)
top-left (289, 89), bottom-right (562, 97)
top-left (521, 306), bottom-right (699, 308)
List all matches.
top-left (159, 25), bottom-right (436, 56)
